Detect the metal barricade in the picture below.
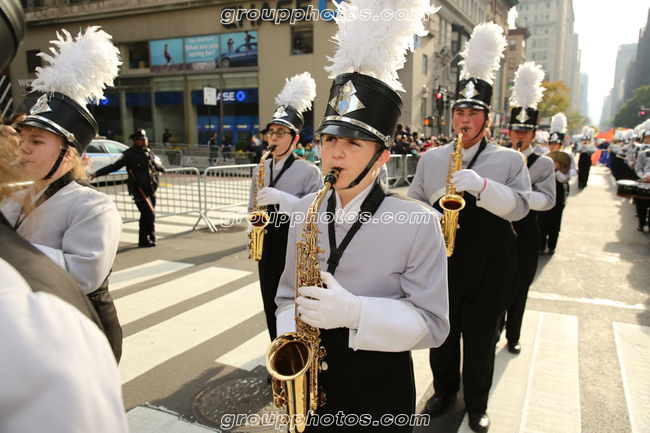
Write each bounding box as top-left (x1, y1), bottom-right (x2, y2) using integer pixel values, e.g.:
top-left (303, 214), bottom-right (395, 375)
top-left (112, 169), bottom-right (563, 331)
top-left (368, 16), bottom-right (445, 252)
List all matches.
top-left (203, 164), bottom-right (256, 230)
top-left (386, 154), bottom-right (405, 186)
top-left (403, 155), bottom-right (419, 185)
top-left (93, 168), bottom-right (212, 232)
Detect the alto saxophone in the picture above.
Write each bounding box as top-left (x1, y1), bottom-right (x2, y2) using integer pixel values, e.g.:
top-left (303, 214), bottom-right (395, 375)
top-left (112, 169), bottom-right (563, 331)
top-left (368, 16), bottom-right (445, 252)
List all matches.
top-left (265, 169), bottom-right (339, 433)
top-left (247, 145), bottom-right (276, 261)
top-left (439, 129), bottom-right (467, 257)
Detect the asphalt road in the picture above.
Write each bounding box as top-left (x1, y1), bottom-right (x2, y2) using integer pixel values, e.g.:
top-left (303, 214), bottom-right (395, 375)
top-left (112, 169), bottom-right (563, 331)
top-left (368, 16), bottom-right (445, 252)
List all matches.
top-left (114, 165), bottom-right (649, 433)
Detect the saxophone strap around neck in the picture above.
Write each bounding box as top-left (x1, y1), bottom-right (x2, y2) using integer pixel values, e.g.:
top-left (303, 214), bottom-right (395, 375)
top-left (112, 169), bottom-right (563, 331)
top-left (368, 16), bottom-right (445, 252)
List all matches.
top-left (13, 171), bottom-right (76, 231)
top-left (325, 177), bottom-right (387, 276)
top-left (269, 153), bottom-right (296, 187)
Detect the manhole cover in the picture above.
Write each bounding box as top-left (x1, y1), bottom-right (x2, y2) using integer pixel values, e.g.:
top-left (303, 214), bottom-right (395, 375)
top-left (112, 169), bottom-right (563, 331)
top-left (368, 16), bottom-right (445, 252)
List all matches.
top-left (192, 376), bottom-right (287, 432)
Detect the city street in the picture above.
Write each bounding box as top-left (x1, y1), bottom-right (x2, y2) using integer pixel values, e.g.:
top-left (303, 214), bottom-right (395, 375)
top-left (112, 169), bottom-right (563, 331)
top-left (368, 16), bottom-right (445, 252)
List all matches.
top-left (113, 165), bottom-right (650, 433)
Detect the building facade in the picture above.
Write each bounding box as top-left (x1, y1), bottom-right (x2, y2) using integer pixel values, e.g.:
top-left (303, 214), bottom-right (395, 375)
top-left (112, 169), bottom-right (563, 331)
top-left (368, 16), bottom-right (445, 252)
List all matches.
top-left (580, 72), bottom-right (589, 120)
top-left (623, 8), bottom-right (650, 107)
top-left (515, 0), bottom-right (575, 88)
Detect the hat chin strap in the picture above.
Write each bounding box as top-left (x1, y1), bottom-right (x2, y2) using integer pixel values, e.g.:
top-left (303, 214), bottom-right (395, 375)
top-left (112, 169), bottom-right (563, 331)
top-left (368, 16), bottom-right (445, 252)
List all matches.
top-left (343, 147), bottom-right (384, 190)
top-left (42, 143), bottom-right (69, 181)
top-left (275, 133), bottom-right (297, 158)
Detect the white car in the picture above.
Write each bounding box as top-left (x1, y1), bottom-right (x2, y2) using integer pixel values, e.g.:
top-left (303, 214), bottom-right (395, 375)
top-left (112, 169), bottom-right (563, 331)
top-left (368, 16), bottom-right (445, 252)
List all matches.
top-left (85, 139), bottom-right (163, 176)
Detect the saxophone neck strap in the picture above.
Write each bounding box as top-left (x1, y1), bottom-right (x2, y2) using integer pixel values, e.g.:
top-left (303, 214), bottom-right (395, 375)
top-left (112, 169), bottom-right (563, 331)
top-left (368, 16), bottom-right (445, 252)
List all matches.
top-left (269, 153), bottom-right (296, 188)
top-left (326, 177), bottom-right (387, 276)
top-left (466, 138), bottom-right (488, 170)
top-left (13, 171), bottom-right (75, 231)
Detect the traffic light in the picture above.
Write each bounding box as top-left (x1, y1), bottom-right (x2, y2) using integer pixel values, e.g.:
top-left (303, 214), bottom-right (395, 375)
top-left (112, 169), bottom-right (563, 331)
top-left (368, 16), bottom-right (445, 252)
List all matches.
top-left (640, 110), bottom-right (647, 117)
top-left (436, 92), bottom-right (445, 112)
top-left (424, 116), bottom-right (434, 127)
top-left (441, 117), bottom-right (446, 126)
top-left (436, 92), bottom-right (443, 100)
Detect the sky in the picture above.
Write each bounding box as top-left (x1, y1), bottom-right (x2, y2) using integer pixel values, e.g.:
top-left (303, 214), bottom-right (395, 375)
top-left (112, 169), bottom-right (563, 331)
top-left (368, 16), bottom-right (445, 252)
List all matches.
top-left (572, 0), bottom-right (649, 126)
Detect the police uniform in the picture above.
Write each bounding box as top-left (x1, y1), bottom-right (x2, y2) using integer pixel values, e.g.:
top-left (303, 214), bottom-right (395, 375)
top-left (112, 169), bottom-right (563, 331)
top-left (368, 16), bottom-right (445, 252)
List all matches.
top-left (248, 73), bottom-right (323, 341)
top-left (93, 130), bottom-right (165, 247)
top-left (274, 66), bottom-right (449, 431)
top-left (408, 23), bottom-right (530, 430)
top-left (502, 67), bottom-right (556, 352)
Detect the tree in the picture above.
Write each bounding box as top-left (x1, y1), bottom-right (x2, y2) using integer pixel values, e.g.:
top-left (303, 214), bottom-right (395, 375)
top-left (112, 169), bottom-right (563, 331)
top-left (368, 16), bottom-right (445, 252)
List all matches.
top-left (613, 86), bottom-right (650, 128)
top-left (538, 80), bottom-right (571, 119)
top-left (565, 109), bottom-right (586, 135)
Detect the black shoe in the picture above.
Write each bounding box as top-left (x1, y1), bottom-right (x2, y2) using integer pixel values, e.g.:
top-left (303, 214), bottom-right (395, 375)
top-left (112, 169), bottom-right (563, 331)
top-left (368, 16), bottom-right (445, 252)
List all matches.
top-left (507, 341), bottom-right (521, 354)
top-left (539, 249), bottom-right (546, 255)
top-left (637, 226), bottom-right (644, 232)
top-left (468, 412), bottom-right (490, 433)
top-left (424, 393), bottom-right (456, 417)
top-left (138, 240), bottom-right (156, 248)
top-left (548, 249), bottom-right (555, 255)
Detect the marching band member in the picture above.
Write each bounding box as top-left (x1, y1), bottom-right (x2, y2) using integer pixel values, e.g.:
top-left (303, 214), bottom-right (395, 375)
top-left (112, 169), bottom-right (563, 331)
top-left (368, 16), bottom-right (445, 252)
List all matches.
top-left (0, 27), bottom-right (123, 361)
top-left (533, 130), bottom-right (550, 155)
top-left (539, 113), bottom-right (577, 254)
top-left (502, 62), bottom-right (555, 355)
top-left (609, 129), bottom-right (625, 180)
top-left (408, 23), bottom-right (530, 432)
top-left (272, 1), bottom-right (449, 431)
top-left (634, 125), bottom-right (650, 231)
top-left (577, 126), bottom-right (596, 189)
top-left (248, 72), bottom-right (322, 341)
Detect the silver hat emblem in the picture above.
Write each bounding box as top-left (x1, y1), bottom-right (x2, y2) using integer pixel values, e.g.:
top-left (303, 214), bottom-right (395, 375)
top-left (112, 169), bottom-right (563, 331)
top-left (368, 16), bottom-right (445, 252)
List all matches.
top-left (462, 81), bottom-right (479, 99)
top-left (273, 106), bottom-right (289, 119)
top-left (30, 94), bottom-right (53, 115)
top-left (515, 108), bottom-right (529, 123)
top-left (329, 80), bottom-right (365, 116)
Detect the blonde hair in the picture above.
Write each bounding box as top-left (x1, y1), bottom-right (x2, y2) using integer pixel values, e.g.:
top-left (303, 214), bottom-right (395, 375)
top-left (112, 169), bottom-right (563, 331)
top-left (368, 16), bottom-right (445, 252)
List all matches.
top-left (0, 135), bottom-right (28, 201)
top-left (67, 147), bottom-right (89, 181)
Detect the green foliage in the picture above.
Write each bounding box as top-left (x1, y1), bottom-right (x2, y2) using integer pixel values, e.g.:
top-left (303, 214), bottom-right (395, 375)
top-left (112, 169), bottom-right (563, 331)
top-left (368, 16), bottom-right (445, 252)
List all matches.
top-left (613, 86), bottom-right (650, 128)
top-left (235, 139), bottom-right (249, 152)
top-left (538, 80), bottom-right (572, 119)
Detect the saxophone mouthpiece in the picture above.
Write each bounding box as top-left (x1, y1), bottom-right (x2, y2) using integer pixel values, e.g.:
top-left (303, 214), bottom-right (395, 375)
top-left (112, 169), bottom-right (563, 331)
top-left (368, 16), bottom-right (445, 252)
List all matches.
top-left (324, 169), bottom-right (340, 186)
top-left (517, 141), bottom-right (523, 151)
top-left (268, 145), bottom-right (277, 152)
top-left (460, 127), bottom-right (468, 134)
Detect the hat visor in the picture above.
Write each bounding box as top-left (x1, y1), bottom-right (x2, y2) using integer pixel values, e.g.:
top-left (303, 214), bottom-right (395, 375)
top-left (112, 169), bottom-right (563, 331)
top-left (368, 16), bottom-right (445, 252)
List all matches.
top-left (266, 120), bottom-right (299, 135)
top-left (509, 124), bottom-right (537, 131)
top-left (316, 122), bottom-right (378, 143)
top-left (16, 118), bottom-right (66, 139)
top-left (452, 100), bottom-right (489, 111)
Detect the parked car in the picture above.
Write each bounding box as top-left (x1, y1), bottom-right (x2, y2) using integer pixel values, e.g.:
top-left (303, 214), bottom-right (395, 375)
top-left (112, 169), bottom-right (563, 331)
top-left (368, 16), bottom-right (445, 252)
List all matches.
top-left (85, 139), bottom-right (163, 178)
top-left (218, 43), bottom-right (257, 68)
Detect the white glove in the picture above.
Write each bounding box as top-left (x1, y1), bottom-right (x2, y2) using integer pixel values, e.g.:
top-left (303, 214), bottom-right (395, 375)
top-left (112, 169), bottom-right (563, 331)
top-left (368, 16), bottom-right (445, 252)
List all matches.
top-left (256, 187), bottom-right (282, 206)
top-left (452, 169), bottom-right (485, 195)
top-left (555, 170), bottom-right (568, 183)
top-left (296, 271), bottom-right (361, 330)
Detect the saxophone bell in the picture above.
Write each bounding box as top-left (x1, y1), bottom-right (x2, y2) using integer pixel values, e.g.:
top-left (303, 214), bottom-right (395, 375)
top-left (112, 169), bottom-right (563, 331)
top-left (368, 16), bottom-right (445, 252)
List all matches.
top-left (439, 131), bottom-right (466, 257)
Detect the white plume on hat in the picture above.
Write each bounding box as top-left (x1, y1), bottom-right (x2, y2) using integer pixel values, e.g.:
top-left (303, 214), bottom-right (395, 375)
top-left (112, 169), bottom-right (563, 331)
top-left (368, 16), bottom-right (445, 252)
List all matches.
top-left (625, 129), bottom-right (634, 141)
top-left (31, 26), bottom-right (121, 107)
top-left (510, 61), bottom-right (545, 109)
top-left (275, 72), bottom-right (317, 113)
top-left (459, 22), bottom-right (507, 85)
top-left (614, 129), bottom-right (624, 141)
top-left (581, 126), bottom-right (590, 137)
top-left (550, 112), bottom-right (567, 133)
top-left (325, 0), bottom-right (440, 92)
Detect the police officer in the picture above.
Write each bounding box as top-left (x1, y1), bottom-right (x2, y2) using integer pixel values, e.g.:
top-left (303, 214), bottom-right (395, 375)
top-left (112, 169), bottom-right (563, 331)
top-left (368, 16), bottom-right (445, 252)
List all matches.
top-left (408, 23), bottom-right (531, 432)
top-left (92, 130), bottom-right (166, 247)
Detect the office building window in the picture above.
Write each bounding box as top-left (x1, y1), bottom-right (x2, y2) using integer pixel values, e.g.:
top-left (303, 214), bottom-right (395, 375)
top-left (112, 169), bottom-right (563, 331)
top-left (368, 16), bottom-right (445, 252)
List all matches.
top-left (127, 41), bottom-right (150, 70)
top-left (508, 58), bottom-right (515, 69)
top-left (510, 39), bottom-right (517, 51)
top-left (26, 50), bottom-right (41, 74)
top-left (292, 27), bottom-right (313, 55)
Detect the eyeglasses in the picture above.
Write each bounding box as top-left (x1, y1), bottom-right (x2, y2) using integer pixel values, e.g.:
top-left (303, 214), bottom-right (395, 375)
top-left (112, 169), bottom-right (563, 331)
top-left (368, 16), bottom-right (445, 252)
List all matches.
top-left (266, 130), bottom-right (289, 138)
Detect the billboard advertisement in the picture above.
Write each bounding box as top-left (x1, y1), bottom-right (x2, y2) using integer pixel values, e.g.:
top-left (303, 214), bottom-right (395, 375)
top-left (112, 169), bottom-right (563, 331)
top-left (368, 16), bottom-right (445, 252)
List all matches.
top-left (150, 38), bottom-right (184, 72)
top-left (218, 31), bottom-right (257, 68)
top-left (184, 35), bottom-right (220, 71)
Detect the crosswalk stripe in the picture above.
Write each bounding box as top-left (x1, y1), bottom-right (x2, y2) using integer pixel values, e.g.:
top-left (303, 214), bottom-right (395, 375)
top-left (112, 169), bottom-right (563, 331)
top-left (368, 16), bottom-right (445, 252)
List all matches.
top-left (119, 281), bottom-right (263, 384)
top-left (463, 311), bottom-right (580, 432)
top-left (613, 322), bottom-right (650, 433)
top-left (115, 267), bottom-right (252, 325)
top-left (110, 260), bottom-right (194, 292)
top-left (127, 406), bottom-right (217, 433)
top-left (215, 330), bottom-right (269, 371)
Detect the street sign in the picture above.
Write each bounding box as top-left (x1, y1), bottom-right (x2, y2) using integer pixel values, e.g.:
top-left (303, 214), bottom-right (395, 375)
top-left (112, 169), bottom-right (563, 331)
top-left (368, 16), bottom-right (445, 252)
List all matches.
top-left (203, 87), bottom-right (217, 106)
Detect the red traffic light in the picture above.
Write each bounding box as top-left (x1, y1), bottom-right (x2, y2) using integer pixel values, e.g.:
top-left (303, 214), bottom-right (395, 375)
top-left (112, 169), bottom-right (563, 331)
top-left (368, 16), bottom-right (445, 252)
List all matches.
top-left (424, 116), bottom-right (434, 127)
top-left (436, 92), bottom-right (443, 100)
top-left (641, 111), bottom-right (646, 116)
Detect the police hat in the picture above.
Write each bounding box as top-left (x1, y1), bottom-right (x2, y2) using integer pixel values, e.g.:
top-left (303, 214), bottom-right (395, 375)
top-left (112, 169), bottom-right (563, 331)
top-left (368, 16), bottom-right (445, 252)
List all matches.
top-left (129, 129), bottom-right (148, 140)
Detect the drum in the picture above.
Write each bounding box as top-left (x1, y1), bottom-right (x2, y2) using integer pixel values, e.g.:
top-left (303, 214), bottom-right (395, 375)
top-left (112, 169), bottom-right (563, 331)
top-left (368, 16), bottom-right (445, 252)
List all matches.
top-left (616, 180), bottom-right (638, 198)
top-left (636, 182), bottom-right (650, 199)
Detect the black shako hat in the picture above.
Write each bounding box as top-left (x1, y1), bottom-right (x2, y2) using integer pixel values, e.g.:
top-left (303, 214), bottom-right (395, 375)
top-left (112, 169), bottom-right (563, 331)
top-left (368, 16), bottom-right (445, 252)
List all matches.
top-left (317, 72), bottom-right (402, 149)
top-left (452, 78), bottom-right (493, 112)
top-left (18, 92), bottom-right (98, 155)
top-left (267, 105), bottom-right (304, 135)
top-left (550, 131), bottom-right (565, 143)
top-left (508, 106), bottom-right (539, 131)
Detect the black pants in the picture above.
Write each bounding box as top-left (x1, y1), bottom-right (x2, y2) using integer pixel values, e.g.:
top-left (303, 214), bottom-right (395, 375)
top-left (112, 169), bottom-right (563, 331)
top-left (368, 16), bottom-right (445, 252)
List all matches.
top-left (636, 198), bottom-right (650, 228)
top-left (134, 195), bottom-right (156, 243)
top-left (306, 329), bottom-right (414, 432)
top-left (506, 214), bottom-right (539, 344)
top-left (87, 287), bottom-right (123, 362)
top-left (258, 219), bottom-right (290, 341)
top-left (539, 203), bottom-right (566, 251)
top-left (578, 153), bottom-right (591, 189)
